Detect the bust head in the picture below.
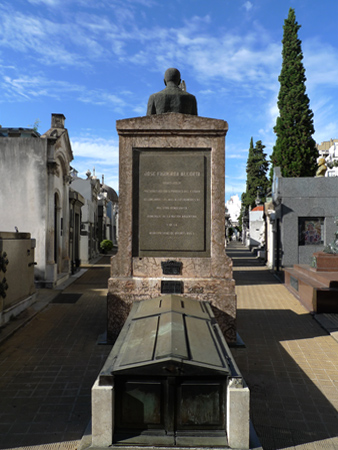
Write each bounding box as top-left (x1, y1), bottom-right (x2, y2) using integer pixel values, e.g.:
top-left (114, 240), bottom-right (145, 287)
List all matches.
top-left (164, 68), bottom-right (181, 86)
top-left (147, 68), bottom-right (198, 115)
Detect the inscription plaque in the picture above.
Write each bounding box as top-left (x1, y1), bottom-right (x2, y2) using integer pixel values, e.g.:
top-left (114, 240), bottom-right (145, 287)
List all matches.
top-left (161, 281), bottom-right (183, 294)
top-left (134, 149), bottom-right (210, 257)
top-left (161, 260), bottom-right (182, 275)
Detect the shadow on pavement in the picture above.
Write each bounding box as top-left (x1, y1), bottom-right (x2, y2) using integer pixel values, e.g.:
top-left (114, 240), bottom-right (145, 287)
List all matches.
top-left (232, 308), bottom-right (338, 449)
top-left (226, 242), bottom-right (281, 286)
top-left (0, 257), bottom-right (113, 449)
top-left (227, 242), bottom-right (338, 448)
top-left (232, 269), bottom-right (281, 286)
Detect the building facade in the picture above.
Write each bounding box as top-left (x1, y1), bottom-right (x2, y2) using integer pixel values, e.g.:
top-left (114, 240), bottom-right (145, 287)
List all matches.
top-left (71, 172), bottom-right (101, 264)
top-left (0, 114), bottom-right (75, 287)
top-left (269, 168), bottom-right (338, 269)
top-left (71, 171), bottom-right (119, 263)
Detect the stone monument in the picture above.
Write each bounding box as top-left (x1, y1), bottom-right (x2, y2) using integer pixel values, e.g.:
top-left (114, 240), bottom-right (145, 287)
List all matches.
top-left (107, 68), bottom-right (237, 344)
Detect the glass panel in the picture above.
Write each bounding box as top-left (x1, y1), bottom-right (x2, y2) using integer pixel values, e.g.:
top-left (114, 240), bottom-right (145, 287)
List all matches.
top-left (178, 382), bottom-right (222, 429)
top-left (119, 381), bottom-right (163, 428)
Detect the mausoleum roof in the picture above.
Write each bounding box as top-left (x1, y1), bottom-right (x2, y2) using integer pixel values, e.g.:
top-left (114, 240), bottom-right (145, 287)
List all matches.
top-left (99, 295), bottom-right (231, 380)
top-left (0, 128), bottom-right (40, 138)
top-left (102, 184), bottom-right (118, 202)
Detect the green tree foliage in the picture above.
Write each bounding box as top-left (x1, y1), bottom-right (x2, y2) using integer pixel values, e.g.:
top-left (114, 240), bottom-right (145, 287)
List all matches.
top-left (237, 192), bottom-right (246, 233)
top-left (243, 138), bottom-right (270, 211)
top-left (271, 8), bottom-right (318, 178)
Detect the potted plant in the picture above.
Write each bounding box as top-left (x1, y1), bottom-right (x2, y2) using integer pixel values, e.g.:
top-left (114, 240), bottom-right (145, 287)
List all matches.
top-left (100, 239), bottom-right (114, 254)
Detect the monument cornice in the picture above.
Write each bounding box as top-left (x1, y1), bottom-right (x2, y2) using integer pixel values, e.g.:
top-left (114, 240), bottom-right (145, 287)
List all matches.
top-left (116, 113), bottom-right (228, 136)
top-left (117, 129), bottom-right (228, 137)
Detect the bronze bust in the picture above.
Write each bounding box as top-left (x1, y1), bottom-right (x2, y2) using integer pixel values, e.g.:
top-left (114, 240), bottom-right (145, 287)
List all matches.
top-left (147, 68), bottom-right (198, 115)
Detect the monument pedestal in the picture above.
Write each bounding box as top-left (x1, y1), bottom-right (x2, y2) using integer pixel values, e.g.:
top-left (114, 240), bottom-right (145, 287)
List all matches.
top-left (312, 251), bottom-right (338, 271)
top-left (108, 113), bottom-right (236, 343)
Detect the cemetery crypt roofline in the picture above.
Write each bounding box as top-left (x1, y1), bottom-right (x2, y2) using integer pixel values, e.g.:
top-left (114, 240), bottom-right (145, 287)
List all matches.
top-left (0, 127), bottom-right (40, 138)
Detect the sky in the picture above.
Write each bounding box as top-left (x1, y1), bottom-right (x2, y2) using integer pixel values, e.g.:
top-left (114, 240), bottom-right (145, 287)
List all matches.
top-left (1, 0), bottom-right (338, 201)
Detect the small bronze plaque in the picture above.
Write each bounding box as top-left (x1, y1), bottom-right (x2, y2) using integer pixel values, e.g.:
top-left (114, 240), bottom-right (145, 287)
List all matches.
top-left (161, 281), bottom-right (183, 294)
top-left (161, 260), bottom-right (182, 275)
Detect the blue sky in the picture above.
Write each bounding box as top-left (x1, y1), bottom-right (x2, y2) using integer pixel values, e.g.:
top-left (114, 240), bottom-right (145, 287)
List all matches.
top-left (1, 0), bottom-right (338, 200)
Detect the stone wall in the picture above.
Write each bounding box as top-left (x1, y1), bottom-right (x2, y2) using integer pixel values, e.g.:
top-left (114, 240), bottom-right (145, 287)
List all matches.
top-left (273, 174), bottom-right (338, 267)
top-left (0, 138), bottom-right (48, 276)
top-left (0, 232), bottom-right (36, 326)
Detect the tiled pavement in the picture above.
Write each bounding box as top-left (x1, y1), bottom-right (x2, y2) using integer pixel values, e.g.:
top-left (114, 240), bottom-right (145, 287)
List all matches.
top-left (1, 246), bottom-right (338, 449)
top-left (228, 241), bottom-right (338, 450)
top-left (0, 256), bottom-right (113, 450)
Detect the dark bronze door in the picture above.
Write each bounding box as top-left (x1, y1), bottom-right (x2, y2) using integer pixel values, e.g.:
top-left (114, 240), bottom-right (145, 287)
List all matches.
top-left (114, 377), bottom-right (227, 447)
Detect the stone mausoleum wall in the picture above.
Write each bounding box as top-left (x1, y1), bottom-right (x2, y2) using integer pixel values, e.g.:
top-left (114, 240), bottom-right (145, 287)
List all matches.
top-left (273, 170), bottom-right (338, 267)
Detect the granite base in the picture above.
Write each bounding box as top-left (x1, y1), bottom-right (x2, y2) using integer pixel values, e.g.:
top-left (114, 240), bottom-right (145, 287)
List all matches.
top-left (107, 276), bottom-right (236, 344)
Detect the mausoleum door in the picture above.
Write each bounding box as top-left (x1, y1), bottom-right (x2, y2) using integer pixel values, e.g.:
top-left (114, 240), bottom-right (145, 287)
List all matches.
top-left (113, 376), bottom-right (227, 447)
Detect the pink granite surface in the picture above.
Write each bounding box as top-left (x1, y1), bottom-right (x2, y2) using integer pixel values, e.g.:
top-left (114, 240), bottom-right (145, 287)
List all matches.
top-left (312, 252), bottom-right (338, 272)
top-left (108, 113), bottom-right (237, 343)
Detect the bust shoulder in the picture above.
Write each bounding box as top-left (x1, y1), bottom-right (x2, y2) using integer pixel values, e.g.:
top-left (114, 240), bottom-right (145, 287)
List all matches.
top-left (146, 68), bottom-right (198, 116)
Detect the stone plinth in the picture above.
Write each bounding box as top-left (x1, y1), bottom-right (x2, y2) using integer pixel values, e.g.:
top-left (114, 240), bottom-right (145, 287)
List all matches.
top-left (108, 113), bottom-right (236, 343)
top-left (312, 252), bottom-right (338, 272)
top-left (285, 264), bottom-right (338, 313)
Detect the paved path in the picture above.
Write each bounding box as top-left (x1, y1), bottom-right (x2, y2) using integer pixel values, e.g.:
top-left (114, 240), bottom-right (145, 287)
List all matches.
top-left (0, 256), bottom-right (113, 450)
top-left (1, 246), bottom-right (338, 449)
top-left (228, 241), bottom-right (338, 450)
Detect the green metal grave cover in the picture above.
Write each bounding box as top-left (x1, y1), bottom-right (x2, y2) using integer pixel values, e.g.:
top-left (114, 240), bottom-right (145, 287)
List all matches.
top-left (100, 295), bottom-right (230, 381)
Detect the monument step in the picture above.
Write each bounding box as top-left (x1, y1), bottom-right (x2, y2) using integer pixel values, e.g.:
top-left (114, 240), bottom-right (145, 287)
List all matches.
top-left (289, 264), bottom-right (338, 288)
top-left (285, 266), bottom-right (327, 289)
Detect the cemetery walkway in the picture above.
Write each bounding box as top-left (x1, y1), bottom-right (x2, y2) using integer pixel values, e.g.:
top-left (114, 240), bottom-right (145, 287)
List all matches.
top-left (0, 245), bottom-right (338, 449)
top-left (0, 255), bottom-right (113, 450)
top-left (228, 241), bottom-right (338, 450)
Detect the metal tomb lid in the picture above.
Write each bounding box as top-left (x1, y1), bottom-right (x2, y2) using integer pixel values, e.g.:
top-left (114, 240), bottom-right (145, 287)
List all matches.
top-left (104, 295), bottom-right (231, 378)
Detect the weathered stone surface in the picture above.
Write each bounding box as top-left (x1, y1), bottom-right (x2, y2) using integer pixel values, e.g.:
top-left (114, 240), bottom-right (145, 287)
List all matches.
top-left (108, 113), bottom-right (236, 344)
top-left (91, 379), bottom-right (114, 447)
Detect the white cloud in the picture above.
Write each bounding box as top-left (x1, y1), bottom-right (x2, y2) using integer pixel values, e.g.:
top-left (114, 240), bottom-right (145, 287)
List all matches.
top-left (0, 74), bottom-right (131, 113)
top-left (312, 96), bottom-right (338, 143)
top-left (0, 75), bottom-right (79, 102)
top-left (304, 38), bottom-right (338, 89)
top-left (227, 153), bottom-right (247, 160)
top-left (0, 6), bottom-right (100, 67)
top-left (225, 176), bottom-right (246, 199)
top-left (120, 22), bottom-right (282, 96)
top-left (1, 3), bottom-right (337, 150)
top-left (71, 137), bottom-right (119, 191)
top-left (71, 136), bottom-right (119, 162)
top-left (27, 0), bottom-right (60, 5)
top-left (0, 3), bottom-right (281, 89)
top-left (243, 2), bottom-right (253, 12)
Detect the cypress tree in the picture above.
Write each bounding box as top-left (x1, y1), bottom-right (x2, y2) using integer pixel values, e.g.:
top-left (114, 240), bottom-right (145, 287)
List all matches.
top-left (243, 137), bottom-right (270, 211)
top-left (271, 8), bottom-right (318, 177)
